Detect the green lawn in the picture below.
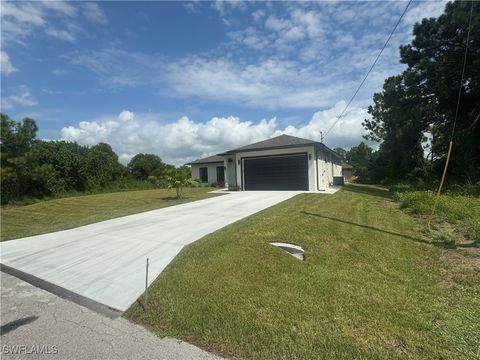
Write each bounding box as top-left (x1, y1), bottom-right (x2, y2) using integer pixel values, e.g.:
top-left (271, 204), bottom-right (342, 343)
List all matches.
top-left (1, 187), bottom-right (219, 241)
top-left (126, 184), bottom-right (479, 360)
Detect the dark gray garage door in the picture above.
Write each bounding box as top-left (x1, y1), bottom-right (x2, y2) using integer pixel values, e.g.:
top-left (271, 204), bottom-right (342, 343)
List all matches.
top-left (243, 153), bottom-right (308, 190)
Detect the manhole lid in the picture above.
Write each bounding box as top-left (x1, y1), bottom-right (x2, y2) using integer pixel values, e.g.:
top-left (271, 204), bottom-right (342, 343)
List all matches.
top-left (269, 242), bottom-right (305, 261)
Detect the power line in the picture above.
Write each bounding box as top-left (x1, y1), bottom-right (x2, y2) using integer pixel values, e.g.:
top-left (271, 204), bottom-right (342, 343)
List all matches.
top-left (428, 0), bottom-right (475, 225)
top-left (322, 0), bottom-right (413, 140)
top-left (451, 0), bottom-right (474, 141)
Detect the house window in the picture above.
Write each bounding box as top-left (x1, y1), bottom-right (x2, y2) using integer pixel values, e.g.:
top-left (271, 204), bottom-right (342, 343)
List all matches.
top-left (199, 167), bottom-right (208, 183)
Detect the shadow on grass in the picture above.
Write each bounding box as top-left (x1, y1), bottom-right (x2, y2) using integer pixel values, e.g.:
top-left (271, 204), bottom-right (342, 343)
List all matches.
top-left (342, 184), bottom-right (392, 200)
top-left (160, 196), bottom-right (190, 201)
top-left (301, 211), bottom-right (475, 249)
top-left (135, 298), bottom-right (147, 312)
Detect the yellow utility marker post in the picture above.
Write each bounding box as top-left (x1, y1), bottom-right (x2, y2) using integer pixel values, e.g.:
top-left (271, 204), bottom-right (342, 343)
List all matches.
top-left (427, 1), bottom-right (474, 226)
top-left (427, 141), bottom-right (453, 225)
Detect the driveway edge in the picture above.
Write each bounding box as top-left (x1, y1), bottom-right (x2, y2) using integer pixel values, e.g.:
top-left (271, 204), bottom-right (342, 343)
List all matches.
top-left (0, 264), bottom-right (122, 319)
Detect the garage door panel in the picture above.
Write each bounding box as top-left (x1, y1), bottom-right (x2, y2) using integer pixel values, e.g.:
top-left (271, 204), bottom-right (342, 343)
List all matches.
top-left (243, 154), bottom-right (308, 190)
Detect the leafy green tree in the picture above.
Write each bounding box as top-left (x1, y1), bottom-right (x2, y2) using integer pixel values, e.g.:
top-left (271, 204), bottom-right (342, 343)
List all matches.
top-left (79, 143), bottom-right (124, 191)
top-left (163, 166), bottom-right (197, 199)
top-left (363, 1), bottom-right (480, 183)
top-left (333, 147), bottom-right (347, 160)
top-left (1, 114), bottom-right (38, 157)
top-left (27, 141), bottom-right (87, 192)
top-left (363, 73), bottom-right (428, 181)
top-left (1, 114), bottom-right (39, 202)
top-left (128, 153), bottom-right (165, 180)
top-left (147, 175), bottom-right (162, 188)
top-left (29, 164), bottom-right (64, 197)
top-left (1, 114), bottom-right (135, 202)
top-left (0, 156), bottom-right (26, 203)
top-left (147, 164), bottom-right (176, 189)
top-left (401, 1), bottom-right (480, 182)
top-left (346, 142), bottom-right (373, 183)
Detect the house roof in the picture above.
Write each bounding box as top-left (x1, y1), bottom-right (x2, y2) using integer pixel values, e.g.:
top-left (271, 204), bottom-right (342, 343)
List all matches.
top-left (186, 135), bottom-right (342, 166)
top-left (185, 154), bottom-right (224, 165)
top-left (226, 134), bottom-right (316, 153)
top-left (341, 162), bottom-right (353, 169)
top-left (220, 134), bottom-right (341, 159)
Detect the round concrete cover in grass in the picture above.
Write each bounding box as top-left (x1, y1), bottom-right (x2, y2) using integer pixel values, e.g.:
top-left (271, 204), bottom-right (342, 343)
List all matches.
top-left (269, 242), bottom-right (305, 260)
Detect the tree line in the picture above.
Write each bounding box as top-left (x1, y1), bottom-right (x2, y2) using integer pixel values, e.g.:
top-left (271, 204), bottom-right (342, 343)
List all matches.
top-left (335, 2), bottom-right (479, 188)
top-left (0, 114), bottom-right (191, 204)
top-left (2, 2), bottom-right (477, 202)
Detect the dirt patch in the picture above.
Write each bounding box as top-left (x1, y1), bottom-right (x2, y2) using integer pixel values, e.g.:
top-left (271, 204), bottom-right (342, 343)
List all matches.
top-left (433, 221), bottom-right (471, 244)
top-left (440, 247), bottom-right (480, 289)
top-left (389, 335), bottom-right (407, 355)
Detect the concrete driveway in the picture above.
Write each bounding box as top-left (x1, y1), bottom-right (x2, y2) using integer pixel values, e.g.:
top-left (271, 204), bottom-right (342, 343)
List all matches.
top-left (1, 191), bottom-right (298, 311)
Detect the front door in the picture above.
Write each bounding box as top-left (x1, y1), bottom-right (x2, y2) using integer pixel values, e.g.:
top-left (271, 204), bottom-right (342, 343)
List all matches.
top-left (216, 166), bottom-right (225, 186)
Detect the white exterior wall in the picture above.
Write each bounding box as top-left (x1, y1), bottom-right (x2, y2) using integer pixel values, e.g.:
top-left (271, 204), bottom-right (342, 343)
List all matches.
top-left (316, 150), bottom-right (343, 189)
top-left (316, 149), bottom-right (329, 190)
top-left (333, 158), bottom-right (342, 177)
top-left (191, 147), bottom-right (342, 191)
top-left (224, 156), bottom-right (237, 190)
top-left (191, 162), bottom-right (224, 185)
top-left (232, 146), bottom-right (317, 191)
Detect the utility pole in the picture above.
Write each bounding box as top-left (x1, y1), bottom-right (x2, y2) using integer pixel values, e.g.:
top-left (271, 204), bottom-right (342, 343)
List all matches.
top-left (320, 131), bottom-right (323, 143)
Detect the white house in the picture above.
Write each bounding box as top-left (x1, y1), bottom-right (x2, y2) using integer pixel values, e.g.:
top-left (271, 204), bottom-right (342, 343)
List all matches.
top-left (186, 134), bottom-right (342, 191)
top-left (187, 154), bottom-right (226, 187)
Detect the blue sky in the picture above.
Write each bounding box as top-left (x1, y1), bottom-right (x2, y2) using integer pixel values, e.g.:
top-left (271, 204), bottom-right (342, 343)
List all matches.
top-left (1, 0), bottom-right (446, 164)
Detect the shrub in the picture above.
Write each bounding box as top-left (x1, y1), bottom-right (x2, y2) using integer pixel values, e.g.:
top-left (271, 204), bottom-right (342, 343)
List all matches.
top-left (467, 219), bottom-right (480, 243)
top-left (396, 191), bottom-right (433, 214)
top-left (407, 167), bottom-right (428, 183)
top-left (444, 181), bottom-right (480, 197)
top-left (396, 190), bottom-right (480, 243)
top-left (389, 183), bottom-right (412, 196)
top-left (380, 178), bottom-right (394, 186)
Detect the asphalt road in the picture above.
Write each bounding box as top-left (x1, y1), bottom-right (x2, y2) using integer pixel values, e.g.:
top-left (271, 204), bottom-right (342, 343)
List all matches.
top-left (0, 272), bottom-right (223, 360)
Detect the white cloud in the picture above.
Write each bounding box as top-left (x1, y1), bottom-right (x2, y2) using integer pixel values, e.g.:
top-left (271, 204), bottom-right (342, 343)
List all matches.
top-left (65, 1), bottom-right (450, 113)
top-left (61, 104), bottom-right (370, 165)
top-left (42, 1), bottom-right (77, 17)
top-left (1, 2), bottom-right (46, 26)
top-left (81, 2), bottom-right (107, 24)
top-left (1, 2), bottom-right (45, 46)
top-left (166, 56), bottom-right (360, 110)
top-left (61, 110), bottom-right (277, 165)
top-left (66, 48), bottom-right (163, 87)
top-left (280, 101), bottom-right (373, 149)
top-left (1, 85), bottom-right (38, 110)
top-left (234, 7), bottom-right (324, 53)
top-left (0, 51), bottom-right (17, 74)
top-left (403, 1), bottom-right (447, 27)
top-left (41, 88), bottom-right (63, 95)
top-left (183, 2), bottom-right (200, 14)
top-left (0, 0), bottom-right (106, 47)
top-left (251, 9), bottom-right (265, 22)
top-left (211, 1), bottom-right (247, 17)
top-left (45, 27), bottom-right (76, 43)
top-left (51, 68), bottom-right (67, 76)
top-left (166, 1), bottom-right (451, 112)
